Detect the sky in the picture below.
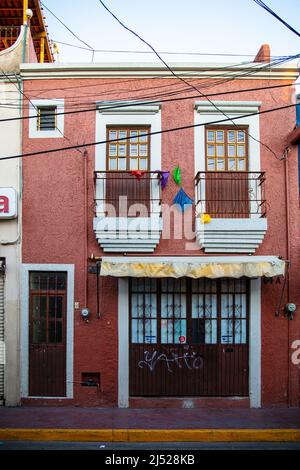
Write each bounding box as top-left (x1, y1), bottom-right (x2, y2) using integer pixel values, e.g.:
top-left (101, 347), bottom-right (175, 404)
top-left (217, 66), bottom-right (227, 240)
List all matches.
top-left (41, 0), bottom-right (300, 65)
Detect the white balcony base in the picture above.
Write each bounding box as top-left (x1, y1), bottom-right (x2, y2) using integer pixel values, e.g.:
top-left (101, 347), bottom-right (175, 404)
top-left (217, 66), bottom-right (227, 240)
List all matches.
top-left (93, 216), bottom-right (162, 252)
top-left (196, 218), bottom-right (267, 254)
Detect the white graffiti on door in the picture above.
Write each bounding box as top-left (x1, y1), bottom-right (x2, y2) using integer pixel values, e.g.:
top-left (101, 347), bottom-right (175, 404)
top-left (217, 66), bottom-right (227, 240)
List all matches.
top-left (138, 350), bottom-right (204, 373)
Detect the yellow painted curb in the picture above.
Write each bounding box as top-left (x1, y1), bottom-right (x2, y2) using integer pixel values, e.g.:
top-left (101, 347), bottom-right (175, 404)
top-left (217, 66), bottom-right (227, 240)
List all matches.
top-left (0, 428), bottom-right (300, 442)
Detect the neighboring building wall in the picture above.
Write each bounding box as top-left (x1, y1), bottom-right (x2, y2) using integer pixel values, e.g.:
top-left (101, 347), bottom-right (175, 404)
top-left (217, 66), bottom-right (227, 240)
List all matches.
top-left (0, 82), bottom-right (21, 406)
top-left (21, 66), bottom-right (299, 407)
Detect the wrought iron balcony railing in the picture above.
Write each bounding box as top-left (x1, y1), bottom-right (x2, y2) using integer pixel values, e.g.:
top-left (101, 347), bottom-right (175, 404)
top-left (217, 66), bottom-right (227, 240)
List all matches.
top-left (0, 26), bottom-right (21, 51)
top-left (94, 171), bottom-right (162, 218)
top-left (195, 171), bottom-right (267, 218)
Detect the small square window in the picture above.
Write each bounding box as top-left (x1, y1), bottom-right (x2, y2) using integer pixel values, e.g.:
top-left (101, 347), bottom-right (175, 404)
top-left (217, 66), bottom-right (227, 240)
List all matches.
top-left (37, 106), bottom-right (57, 131)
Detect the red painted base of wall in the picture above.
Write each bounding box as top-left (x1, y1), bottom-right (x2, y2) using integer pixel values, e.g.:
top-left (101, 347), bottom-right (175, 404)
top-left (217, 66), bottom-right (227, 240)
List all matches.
top-left (129, 397), bottom-right (250, 408)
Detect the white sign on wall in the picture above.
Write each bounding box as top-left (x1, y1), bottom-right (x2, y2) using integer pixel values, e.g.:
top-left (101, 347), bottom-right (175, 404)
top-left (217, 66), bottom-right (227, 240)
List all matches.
top-left (0, 188), bottom-right (17, 219)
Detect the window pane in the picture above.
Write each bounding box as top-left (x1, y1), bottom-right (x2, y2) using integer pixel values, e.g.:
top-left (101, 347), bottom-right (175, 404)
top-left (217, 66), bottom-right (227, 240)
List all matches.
top-left (207, 130), bottom-right (214, 142)
top-left (216, 130), bottom-right (224, 142)
top-left (130, 158), bottom-right (138, 170)
top-left (228, 144), bottom-right (235, 157)
top-left (221, 319), bottom-right (233, 343)
top-left (139, 158), bottom-right (148, 170)
top-left (33, 318), bottom-right (46, 343)
top-left (139, 131), bottom-right (148, 142)
top-left (139, 144), bottom-right (147, 156)
top-left (216, 145), bottom-right (224, 157)
top-left (205, 319), bottom-right (217, 344)
top-left (217, 158), bottom-right (225, 170)
top-left (207, 145), bottom-right (214, 156)
top-left (49, 296), bottom-right (62, 318)
top-left (130, 130), bottom-right (138, 142)
top-left (228, 158), bottom-right (236, 170)
top-left (118, 130), bottom-right (127, 139)
top-left (237, 145), bottom-right (245, 157)
top-left (118, 144), bottom-right (126, 157)
top-left (174, 320), bottom-right (186, 344)
top-left (161, 319), bottom-right (173, 343)
top-left (130, 144), bottom-right (138, 156)
top-left (131, 319), bottom-right (144, 343)
top-left (207, 158), bottom-right (215, 170)
top-left (118, 158), bottom-right (126, 170)
top-left (144, 320), bottom-right (157, 344)
top-left (238, 158), bottom-right (246, 170)
top-left (109, 158), bottom-right (117, 170)
top-left (109, 144), bottom-right (117, 156)
top-left (32, 295), bottom-right (47, 319)
top-left (109, 130), bottom-right (117, 140)
top-left (227, 130), bottom-right (235, 142)
top-left (237, 131), bottom-right (245, 142)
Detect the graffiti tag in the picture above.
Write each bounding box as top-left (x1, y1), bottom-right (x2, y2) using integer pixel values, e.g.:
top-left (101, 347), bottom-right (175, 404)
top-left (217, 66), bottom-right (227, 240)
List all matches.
top-left (138, 350), bottom-right (204, 373)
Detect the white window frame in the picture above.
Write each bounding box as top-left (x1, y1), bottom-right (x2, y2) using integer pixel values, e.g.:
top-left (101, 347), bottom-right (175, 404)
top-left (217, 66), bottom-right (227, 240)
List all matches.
top-left (95, 102), bottom-right (162, 217)
top-left (29, 99), bottom-right (64, 139)
top-left (194, 101), bottom-right (262, 218)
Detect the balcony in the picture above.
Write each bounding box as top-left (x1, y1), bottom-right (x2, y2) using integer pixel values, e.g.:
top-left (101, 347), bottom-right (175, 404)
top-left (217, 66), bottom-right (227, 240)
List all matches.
top-left (93, 171), bottom-right (163, 252)
top-left (195, 171), bottom-right (268, 253)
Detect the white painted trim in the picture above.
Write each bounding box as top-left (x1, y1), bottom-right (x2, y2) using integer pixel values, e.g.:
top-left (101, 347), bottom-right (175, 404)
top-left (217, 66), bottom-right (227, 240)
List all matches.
top-left (118, 275), bottom-right (261, 406)
top-left (97, 101), bottom-right (161, 115)
top-left (118, 278), bottom-right (129, 408)
top-left (29, 99), bottom-right (64, 139)
top-left (249, 278), bottom-right (261, 408)
top-left (21, 264), bottom-right (74, 399)
top-left (20, 62), bottom-right (299, 81)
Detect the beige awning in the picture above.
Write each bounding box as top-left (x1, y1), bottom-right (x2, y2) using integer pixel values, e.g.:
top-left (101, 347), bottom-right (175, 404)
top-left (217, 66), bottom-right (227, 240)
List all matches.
top-left (100, 256), bottom-right (285, 279)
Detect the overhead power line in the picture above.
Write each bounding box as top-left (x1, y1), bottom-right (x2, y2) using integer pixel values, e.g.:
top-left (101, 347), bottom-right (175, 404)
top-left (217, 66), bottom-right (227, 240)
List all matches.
top-left (40, 1), bottom-right (95, 61)
top-left (0, 82), bottom-right (298, 122)
top-left (252, 0), bottom-right (300, 38)
top-left (50, 40), bottom-right (297, 59)
top-left (97, 0), bottom-right (294, 160)
top-left (0, 103), bottom-right (297, 162)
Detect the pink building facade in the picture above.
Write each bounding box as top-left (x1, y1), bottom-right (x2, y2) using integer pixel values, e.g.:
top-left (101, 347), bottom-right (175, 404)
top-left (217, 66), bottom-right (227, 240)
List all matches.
top-left (20, 56), bottom-right (300, 408)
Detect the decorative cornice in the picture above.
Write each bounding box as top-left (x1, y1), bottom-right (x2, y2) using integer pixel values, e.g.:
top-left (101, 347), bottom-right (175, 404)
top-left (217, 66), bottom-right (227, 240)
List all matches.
top-left (20, 61), bottom-right (299, 81)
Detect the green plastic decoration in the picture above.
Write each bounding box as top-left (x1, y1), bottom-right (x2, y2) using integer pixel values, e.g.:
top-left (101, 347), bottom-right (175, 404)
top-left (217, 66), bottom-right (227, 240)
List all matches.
top-left (173, 165), bottom-right (181, 185)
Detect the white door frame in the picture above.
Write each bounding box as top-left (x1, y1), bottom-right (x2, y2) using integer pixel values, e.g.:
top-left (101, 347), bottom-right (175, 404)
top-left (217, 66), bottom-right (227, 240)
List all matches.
top-left (20, 264), bottom-right (74, 399)
top-left (118, 277), bottom-right (261, 408)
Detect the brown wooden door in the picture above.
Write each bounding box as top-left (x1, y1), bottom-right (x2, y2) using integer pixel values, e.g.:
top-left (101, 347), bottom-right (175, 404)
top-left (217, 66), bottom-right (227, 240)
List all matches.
top-left (129, 278), bottom-right (249, 397)
top-left (29, 272), bottom-right (67, 397)
top-left (205, 127), bottom-right (249, 218)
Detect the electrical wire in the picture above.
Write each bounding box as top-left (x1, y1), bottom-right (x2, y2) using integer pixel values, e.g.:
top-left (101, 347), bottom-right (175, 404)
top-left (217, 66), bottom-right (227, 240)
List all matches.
top-left (0, 81), bottom-right (298, 121)
top-left (0, 68), bottom-right (83, 155)
top-left (0, 102), bottom-right (297, 162)
top-left (40, 1), bottom-right (95, 62)
top-left (97, 0), bottom-right (295, 160)
top-left (50, 39), bottom-right (297, 58)
top-left (252, 0), bottom-right (300, 38)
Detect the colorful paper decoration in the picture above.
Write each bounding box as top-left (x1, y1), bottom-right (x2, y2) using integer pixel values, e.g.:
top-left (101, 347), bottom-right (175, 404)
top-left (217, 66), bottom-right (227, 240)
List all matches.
top-left (156, 171), bottom-right (170, 190)
top-left (173, 188), bottom-right (193, 212)
top-left (173, 165), bottom-right (181, 185)
top-left (200, 213), bottom-right (211, 224)
top-left (131, 170), bottom-right (145, 180)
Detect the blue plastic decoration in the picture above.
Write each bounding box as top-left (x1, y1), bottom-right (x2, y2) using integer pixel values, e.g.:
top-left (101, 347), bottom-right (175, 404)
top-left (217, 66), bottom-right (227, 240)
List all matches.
top-left (173, 188), bottom-right (193, 212)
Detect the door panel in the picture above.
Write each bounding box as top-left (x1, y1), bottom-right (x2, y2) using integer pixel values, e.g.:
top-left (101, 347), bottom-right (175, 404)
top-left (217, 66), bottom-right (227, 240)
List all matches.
top-left (129, 278), bottom-right (249, 397)
top-left (29, 272), bottom-right (67, 397)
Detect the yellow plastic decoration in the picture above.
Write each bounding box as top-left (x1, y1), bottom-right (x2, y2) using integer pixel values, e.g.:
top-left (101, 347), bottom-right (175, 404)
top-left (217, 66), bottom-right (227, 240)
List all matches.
top-left (200, 213), bottom-right (211, 224)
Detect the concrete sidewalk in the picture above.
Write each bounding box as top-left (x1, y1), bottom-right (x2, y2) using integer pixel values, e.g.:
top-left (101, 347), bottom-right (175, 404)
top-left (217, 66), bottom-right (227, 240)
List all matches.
top-left (0, 407), bottom-right (300, 442)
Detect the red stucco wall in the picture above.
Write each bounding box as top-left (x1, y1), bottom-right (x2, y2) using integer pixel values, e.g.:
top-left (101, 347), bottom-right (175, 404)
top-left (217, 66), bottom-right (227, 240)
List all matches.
top-left (22, 75), bottom-right (300, 407)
